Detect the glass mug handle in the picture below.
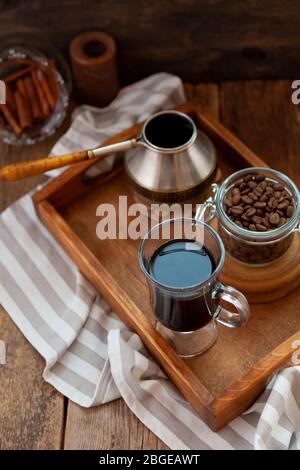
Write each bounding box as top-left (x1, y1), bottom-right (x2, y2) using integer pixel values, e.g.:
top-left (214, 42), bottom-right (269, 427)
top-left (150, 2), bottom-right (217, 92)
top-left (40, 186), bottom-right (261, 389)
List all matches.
top-left (212, 282), bottom-right (250, 328)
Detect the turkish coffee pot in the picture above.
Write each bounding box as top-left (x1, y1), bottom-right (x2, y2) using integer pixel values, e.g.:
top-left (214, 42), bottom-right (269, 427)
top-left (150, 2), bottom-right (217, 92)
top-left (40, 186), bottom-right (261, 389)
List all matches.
top-left (0, 110), bottom-right (217, 203)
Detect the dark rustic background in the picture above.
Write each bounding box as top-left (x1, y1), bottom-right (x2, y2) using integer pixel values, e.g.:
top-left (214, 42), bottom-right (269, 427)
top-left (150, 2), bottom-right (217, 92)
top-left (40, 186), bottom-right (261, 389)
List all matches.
top-left (1, 0), bottom-right (300, 83)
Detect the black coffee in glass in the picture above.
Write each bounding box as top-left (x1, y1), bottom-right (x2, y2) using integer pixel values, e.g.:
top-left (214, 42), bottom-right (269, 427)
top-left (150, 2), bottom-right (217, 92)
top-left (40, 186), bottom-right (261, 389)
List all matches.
top-left (149, 239), bottom-right (217, 331)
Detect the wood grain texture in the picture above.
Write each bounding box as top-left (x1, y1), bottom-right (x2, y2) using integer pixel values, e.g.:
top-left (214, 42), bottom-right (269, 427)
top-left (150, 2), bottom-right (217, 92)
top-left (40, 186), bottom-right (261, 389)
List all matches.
top-left (220, 80), bottom-right (300, 184)
top-left (0, 130), bottom-right (67, 449)
top-left (1, 1), bottom-right (300, 82)
top-left (64, 401), bottom-right (168, 450)
top-left (0, 305), bottom-right (65, 449)
top-left (213, 330), bottom-right (300, 428)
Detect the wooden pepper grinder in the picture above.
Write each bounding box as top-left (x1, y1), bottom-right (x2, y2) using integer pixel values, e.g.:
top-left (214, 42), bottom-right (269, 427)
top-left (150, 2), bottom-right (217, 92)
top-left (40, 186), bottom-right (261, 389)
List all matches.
top-left (70, 31), bottom-right (119, 107)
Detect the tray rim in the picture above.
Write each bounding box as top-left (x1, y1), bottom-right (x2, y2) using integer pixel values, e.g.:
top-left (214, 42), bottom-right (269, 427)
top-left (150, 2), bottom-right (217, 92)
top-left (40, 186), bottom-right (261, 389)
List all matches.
top-left (33, 101), bottom-right (300, 430)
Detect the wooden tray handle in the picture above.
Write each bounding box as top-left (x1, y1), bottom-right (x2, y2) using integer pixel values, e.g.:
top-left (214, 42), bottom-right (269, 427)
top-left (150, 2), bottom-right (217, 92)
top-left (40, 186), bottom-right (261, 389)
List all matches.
top-left (0, 138), bottom-right (138, 182)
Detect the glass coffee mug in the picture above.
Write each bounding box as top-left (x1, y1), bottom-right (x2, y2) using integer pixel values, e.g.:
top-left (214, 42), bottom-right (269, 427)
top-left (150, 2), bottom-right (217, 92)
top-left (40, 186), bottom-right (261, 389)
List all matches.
top-left (138, 218), bottom-right (250, 357)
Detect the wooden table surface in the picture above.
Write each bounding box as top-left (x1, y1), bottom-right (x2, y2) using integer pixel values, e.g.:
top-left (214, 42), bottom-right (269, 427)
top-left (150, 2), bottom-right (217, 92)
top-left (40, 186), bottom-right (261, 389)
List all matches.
top-left (0, 81), bottom-right (299, 449)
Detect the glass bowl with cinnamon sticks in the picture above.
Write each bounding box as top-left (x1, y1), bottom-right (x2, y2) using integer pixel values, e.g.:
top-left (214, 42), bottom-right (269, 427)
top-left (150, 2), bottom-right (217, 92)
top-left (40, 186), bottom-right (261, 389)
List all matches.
top-left (0, 43), bottom-right (71, 145)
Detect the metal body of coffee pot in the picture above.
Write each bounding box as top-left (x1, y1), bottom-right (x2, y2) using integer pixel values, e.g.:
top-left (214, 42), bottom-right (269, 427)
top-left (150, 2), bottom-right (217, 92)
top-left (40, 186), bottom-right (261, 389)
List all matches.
top-left (124, 110), bottom-right (217, 202)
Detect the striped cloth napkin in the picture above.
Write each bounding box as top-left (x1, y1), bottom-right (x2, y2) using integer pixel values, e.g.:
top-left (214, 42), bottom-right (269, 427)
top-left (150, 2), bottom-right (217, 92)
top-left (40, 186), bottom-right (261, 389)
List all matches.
top-left (0, 73), bottom-right (299, 450)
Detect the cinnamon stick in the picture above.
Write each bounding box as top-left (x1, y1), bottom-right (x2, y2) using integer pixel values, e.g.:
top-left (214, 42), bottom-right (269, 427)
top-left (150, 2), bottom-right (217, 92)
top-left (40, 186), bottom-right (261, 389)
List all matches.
top-left (36, 67), bottom-right (56, 109)
top-left (47, 58), bottom-right (59, 103)
top-left (17, 79), bottom-right (33, 124)
top-left (24, 75), bottom-right (43, 121)
top-left (0, 58), bottom-right (36, 72)
top-left (0, 103), bottom-right (22, 136)
top-left (14, 90), bottom-right (31, 129)
top-left (3, 64), bottom-right (35, 84)
top-left (31, 69), bottom-right (50, 117)
top-left (5, 85), bottom-right (17, 119)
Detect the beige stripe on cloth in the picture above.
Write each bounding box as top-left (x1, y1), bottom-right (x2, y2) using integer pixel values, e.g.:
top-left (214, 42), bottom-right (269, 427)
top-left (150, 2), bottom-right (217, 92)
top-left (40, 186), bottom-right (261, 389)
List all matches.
top-left (0, 73), bottom-right (299, 449)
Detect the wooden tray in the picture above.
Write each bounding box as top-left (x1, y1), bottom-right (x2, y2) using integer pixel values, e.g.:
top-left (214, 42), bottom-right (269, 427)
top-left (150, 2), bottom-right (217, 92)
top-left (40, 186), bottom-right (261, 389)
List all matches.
top-left (33, 102), bottom-right (300, 431)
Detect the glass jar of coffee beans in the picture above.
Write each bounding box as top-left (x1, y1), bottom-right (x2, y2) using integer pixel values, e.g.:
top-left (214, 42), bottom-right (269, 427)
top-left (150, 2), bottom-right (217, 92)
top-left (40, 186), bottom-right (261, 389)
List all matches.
top-left (214, 168), bottom-right (300, 264)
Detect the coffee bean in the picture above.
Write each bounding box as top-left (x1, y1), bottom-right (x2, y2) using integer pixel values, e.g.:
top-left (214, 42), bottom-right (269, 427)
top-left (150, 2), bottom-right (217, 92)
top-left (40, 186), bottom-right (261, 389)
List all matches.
top-left (277, 200), bottom-right (289, 210)
top-left (220, 171), bottom-right (295, 263)
top-left (265, 187), bottom-right (274, 195)
top-left (222, 172), bottom-right (295, 239)
top-left (254, 201), bottom-right (267, 208)
top-left (242, 195), bottom-right (253, 204)
top-left (232, 194), bottom-right (241, 205)
top-left (234, 179), bottom-right (244, 188)
top-left (244, 174), bottom-right (254, 182)
top-left (252, 215), bottom-right (263, 224)
top-left (219, 223), bottom-right (294, 264)
top-left (224, 196), bottom-right (233, 208)
top-left (263, 217), bottom-right (271, 228)
top-left (268, 197), bottom-right (278, 209)
top-left (255, 174), bottom-right (265, 182)
top-left (256, 223), bottom-right (267, 231)
top-left (258, 181), bottom-right (267, 190)
top-left (235, 220), bottom-right (243, 227)
top-left (253, 187), bottom-right (264, 196)
top-left (246, 207), bottom-right (256, 217)
top-left (248, 192), bottom-right (258, 201)
top-left (278, 217), bottom-right (286, 227)
top-left (269, 212), bottom-right (280, 226)
top-left (286, 205), bottom-right (294, 217)
top-left (231, 206), bottom-right (244, 215)
top-left (241, 187), bottom-right (251, 195)
top-left (281, 190), bottom-right (290, 199)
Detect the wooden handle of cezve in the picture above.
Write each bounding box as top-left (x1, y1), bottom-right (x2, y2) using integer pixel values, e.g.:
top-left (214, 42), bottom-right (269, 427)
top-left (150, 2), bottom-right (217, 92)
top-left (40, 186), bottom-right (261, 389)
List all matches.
top-left (0, 138), bottom-right (137, 182)
top-left (0, 151), bottom-right (92, 182)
